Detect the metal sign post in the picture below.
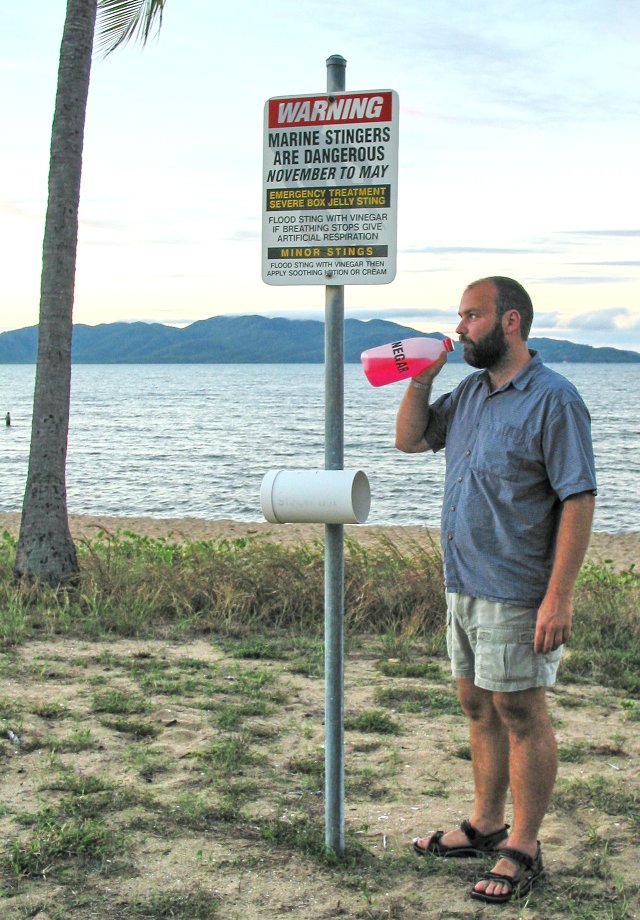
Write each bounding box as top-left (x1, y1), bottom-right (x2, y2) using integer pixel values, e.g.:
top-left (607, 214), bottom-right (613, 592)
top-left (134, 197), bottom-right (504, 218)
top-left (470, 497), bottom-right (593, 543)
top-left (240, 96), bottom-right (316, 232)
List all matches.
top-left (324, 55), bottom-right (346, 854)
top-left (262, 59), bottom-right (399, 855)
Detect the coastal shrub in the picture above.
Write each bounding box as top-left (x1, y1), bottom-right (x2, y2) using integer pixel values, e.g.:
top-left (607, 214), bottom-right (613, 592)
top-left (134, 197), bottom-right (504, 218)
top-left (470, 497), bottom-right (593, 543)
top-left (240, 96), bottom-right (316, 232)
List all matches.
top-left (72, 530), bottom-right (446, 639)
top-left (565, 561), bottom-right (640, 694)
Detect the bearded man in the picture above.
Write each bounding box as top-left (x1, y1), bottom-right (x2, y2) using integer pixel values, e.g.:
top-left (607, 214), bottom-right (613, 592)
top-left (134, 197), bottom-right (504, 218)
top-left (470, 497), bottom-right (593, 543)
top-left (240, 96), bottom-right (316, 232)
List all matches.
top-left (395, 276), bottom-right (597, 904)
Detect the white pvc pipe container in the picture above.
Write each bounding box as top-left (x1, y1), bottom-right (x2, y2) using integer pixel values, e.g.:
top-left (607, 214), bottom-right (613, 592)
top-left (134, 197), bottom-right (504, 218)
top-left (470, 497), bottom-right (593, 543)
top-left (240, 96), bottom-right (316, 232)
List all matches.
top-left (260, 469), bottom-right (371, 524)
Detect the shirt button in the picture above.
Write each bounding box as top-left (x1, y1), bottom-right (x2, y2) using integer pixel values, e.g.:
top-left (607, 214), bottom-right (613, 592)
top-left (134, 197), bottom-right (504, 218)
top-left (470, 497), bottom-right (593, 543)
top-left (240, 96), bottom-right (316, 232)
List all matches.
top-left (457, 476), bottom-right (463, 482)
top-left (447, 533), bottom-right (453, 540)
top-left (450, 505), bottom-right (456, 512)
top-left (465, 449), bottom-right (471, 456)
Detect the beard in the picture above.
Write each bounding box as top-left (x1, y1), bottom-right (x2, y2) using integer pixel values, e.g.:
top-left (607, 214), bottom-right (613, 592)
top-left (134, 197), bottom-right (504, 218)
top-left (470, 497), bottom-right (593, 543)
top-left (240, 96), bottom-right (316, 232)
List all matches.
top-left (460, 319), bottom-right (508, 369)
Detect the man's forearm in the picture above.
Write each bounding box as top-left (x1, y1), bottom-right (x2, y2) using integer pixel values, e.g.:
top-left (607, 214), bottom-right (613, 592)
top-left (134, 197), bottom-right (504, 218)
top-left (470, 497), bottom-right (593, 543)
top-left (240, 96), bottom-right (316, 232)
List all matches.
top-left (546, 492), bottom-right (596, 599)
top-left (395, 380), bottom-right (433, 453)
top-left (535, 491), bottom-right (595, 653)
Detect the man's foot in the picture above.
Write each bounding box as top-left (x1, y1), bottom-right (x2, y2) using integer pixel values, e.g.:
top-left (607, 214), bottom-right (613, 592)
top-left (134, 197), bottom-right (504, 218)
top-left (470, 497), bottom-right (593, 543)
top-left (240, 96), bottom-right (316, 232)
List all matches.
top-left (470, 843), bottom-right (544, 903)
top-left (412, 818), bottom-right (509, 858)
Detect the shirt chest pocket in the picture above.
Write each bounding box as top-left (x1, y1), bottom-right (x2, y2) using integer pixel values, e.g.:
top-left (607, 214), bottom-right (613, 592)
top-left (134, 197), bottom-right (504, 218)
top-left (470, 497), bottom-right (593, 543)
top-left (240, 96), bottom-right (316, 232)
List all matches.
top-left (470, 423), bottom-right (533, 481)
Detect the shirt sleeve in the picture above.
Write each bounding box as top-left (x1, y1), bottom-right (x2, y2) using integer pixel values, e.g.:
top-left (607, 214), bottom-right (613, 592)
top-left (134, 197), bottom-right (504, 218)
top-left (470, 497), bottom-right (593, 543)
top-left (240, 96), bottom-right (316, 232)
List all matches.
top-left (542, 399), bottom-right (598, 501)
top-left (424, 391), bottom-right (453, 453)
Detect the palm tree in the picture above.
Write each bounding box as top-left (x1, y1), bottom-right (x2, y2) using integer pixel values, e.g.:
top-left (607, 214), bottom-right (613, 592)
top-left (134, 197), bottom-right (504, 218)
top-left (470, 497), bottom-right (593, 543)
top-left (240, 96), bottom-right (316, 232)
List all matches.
top-left (15, 0), bottom-right (166, 586)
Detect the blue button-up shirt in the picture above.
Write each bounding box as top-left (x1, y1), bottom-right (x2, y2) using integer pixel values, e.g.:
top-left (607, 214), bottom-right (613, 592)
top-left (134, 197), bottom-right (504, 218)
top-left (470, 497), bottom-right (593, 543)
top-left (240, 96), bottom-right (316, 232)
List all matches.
top-left (424, 352), bottom-right (597, 606)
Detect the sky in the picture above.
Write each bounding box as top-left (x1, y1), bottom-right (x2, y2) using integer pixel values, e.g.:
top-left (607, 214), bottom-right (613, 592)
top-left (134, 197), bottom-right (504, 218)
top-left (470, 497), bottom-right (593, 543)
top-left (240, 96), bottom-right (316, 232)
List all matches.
top-left (1, 0), bottom-right (640, 350)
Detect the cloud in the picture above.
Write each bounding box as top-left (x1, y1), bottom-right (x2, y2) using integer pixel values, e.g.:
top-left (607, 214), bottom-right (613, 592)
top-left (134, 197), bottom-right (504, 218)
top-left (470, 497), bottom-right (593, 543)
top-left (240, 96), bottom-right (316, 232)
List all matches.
top-left (344, 306), bottom-right (456, 323)
top-left (571, 261), bottom-right (640, 268)
top-left (404, 245), bottom-right (544, 256)
top-left (0, 200), bottom-right (44, 222)
top-left (540, 275), bottom-right (627, 285)
top-left (399, 246), bottom-right (557, 256)
top-left (565, 308), bottom-right (640, 333)
top-left (563, 229), bottom-right (640, 238)
top-left (528, 309), bottom-right (640, 352)
top-left (532, 311), bottom-right (563, 329)
top-left (226, 229), bottom-right (259, 242)
top-left (566, 309), bottom-right (623, 331)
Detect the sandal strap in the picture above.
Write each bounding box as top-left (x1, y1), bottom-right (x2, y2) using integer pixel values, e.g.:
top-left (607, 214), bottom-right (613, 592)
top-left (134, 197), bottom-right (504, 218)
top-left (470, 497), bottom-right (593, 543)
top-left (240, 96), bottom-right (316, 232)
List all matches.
top-left (498, 844), bottom-right (540, 872)
top-left (482, 871), bottom-right (516, 888)
top-left (460, 819), bottom-right (510, 847)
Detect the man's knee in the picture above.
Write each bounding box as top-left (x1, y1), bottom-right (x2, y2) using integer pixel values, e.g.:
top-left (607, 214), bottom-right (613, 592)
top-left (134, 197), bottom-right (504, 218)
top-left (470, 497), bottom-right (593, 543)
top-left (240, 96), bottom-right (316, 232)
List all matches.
top-left (457, 679), bottom-right (497, 723)
top-left (493, 687), bottom-right (550, 737)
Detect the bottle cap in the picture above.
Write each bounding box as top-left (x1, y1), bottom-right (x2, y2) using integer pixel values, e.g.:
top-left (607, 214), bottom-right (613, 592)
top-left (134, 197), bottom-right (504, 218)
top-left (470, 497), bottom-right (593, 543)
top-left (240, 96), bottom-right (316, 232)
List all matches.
top-left (443, 338), bottom-right (454, 352)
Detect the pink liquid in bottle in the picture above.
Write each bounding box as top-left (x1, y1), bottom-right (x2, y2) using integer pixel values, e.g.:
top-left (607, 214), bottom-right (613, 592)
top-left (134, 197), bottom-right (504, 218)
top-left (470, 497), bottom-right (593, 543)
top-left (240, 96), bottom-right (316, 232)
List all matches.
top-left (361, 336), bottom-right (454, 387)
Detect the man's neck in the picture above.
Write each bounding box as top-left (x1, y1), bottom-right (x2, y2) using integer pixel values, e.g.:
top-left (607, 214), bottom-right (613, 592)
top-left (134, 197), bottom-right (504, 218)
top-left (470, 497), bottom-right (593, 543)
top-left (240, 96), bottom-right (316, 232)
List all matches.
top-left (487, 343), bottom-right (532, 391)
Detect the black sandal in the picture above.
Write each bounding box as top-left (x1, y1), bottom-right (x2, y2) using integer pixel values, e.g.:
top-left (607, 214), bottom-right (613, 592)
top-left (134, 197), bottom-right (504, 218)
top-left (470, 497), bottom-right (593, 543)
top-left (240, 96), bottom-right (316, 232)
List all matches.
top-left (412, 818), bottom-right (510, 858)
top-left (470, 843), bottom-right (544, 903)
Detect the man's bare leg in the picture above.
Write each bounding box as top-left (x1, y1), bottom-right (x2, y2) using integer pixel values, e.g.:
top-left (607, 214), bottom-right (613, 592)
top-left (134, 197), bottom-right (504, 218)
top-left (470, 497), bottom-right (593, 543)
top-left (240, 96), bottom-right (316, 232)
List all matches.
top-left (472, 687), bottom-right (556, 898)
top-left (414, 679), bottom-right (510, 851)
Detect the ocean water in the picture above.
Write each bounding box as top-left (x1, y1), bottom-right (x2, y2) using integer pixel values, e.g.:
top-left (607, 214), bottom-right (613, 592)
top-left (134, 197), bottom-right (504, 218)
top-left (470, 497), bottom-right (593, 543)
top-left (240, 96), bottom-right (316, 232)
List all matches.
top-left (1, 362), bottom-right (638, 533)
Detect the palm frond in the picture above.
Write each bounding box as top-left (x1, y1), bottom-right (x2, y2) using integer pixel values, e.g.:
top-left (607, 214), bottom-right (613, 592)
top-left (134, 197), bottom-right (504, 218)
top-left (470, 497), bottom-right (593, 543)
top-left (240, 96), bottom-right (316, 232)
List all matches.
top-left (96, 0), bottom-right (166, 57)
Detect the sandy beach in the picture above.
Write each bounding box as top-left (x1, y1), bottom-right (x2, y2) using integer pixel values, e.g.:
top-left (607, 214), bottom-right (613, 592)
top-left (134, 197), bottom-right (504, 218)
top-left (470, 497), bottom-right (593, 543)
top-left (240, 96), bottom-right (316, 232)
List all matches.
top-left (1, 512), bottom-right (638, 570)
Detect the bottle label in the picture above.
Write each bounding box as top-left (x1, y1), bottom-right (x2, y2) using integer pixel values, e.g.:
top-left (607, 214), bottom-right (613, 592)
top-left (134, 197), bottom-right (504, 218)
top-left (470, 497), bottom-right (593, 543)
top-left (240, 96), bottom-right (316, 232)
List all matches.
top-left (391, 342), bottom-right (409, 373)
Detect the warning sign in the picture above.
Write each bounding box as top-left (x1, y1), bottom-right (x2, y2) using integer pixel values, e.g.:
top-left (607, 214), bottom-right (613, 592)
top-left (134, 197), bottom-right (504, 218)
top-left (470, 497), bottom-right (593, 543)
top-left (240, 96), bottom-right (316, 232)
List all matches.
top-left (262, 90), bottom-right (399, 286)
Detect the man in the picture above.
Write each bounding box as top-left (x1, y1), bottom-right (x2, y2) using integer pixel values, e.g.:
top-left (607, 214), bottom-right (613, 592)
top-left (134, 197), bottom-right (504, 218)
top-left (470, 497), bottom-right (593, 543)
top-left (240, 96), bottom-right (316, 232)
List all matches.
top-left (395, 277), bottom-right (596, 904)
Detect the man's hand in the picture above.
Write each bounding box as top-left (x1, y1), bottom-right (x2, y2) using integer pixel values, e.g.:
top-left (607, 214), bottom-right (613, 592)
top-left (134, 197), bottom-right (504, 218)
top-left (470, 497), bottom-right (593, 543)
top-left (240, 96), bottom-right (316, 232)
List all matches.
top-left (412, 350), bottom-right (448, 385)
top-left (534, 594), bottom-right (573, 654)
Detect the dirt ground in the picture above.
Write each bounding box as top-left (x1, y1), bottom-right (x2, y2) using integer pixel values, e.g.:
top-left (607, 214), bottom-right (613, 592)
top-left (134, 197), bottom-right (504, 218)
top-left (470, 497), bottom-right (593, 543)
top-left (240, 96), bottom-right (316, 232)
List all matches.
top-left (0, 516), bottom-right (638, 918)
top-left (0, 633), bottom-right (638, 919)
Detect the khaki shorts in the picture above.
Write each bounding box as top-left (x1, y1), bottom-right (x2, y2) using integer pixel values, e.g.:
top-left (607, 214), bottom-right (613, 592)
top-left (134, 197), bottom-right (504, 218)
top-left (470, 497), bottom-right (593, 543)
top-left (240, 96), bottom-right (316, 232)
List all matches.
top-left (446, 592), bottom-right (563, 692)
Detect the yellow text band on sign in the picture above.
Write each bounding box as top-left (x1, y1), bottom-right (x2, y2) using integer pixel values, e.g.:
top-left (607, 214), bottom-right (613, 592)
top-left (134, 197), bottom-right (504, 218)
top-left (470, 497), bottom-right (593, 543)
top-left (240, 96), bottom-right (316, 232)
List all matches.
top-left (266, 186), bottom-right (390, 210)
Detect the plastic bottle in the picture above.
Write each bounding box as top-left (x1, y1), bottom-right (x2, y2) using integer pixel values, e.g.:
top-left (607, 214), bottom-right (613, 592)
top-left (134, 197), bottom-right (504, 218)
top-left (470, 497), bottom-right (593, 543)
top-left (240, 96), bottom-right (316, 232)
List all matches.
top-left (360, 336), bottom-right (454, 387)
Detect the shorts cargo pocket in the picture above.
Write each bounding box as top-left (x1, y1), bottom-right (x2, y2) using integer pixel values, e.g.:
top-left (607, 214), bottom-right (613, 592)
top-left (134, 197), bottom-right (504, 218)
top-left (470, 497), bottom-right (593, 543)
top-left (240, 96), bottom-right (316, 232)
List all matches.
top-left (538, 644), bottom-right (563, 682)
top-left (476, 627), bottom-right (537, 683)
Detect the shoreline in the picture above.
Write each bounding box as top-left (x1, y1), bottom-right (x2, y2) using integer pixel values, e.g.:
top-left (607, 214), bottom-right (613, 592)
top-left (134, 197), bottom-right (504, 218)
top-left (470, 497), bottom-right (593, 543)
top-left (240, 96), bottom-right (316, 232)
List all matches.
top-left (1, 513), bottom-right (638, 570)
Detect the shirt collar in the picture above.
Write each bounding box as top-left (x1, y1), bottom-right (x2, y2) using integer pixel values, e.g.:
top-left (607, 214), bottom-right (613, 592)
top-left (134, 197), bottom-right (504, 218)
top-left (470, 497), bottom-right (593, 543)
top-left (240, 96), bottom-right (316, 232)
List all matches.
top-left (511, 350), bottom-right (541, 390)
top-left (476, 349), bottom-right (542, 394)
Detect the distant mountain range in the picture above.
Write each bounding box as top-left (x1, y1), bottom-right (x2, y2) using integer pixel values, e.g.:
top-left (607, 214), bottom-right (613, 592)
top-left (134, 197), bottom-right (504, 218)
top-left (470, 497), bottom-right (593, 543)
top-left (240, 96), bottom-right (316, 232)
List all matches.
top-left (1, 316), bottom-right (639, 364)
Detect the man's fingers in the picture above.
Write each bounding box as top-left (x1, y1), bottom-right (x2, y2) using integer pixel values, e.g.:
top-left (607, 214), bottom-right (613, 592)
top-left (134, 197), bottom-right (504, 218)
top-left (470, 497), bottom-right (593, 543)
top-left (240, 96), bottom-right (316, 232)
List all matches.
top-left (535, 626), bottom-right (570, 655)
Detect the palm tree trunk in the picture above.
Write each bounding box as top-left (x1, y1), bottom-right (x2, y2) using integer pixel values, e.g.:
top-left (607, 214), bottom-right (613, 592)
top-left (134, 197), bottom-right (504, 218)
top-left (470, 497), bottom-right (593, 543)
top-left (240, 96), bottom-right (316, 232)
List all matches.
top-left (15, 0), bottom-right (98, 586)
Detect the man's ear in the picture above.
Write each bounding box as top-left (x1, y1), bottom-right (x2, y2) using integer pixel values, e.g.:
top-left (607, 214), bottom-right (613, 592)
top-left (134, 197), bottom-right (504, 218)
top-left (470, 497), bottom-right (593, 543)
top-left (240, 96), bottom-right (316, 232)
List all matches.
top-left (504, 309), bottom-right (521, 335)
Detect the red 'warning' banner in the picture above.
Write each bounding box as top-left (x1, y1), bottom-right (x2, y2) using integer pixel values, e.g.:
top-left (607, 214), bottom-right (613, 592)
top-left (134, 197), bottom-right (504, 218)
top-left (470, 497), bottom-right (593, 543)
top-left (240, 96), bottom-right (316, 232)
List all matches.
top-left (267, 92), bottom-right (393, 129)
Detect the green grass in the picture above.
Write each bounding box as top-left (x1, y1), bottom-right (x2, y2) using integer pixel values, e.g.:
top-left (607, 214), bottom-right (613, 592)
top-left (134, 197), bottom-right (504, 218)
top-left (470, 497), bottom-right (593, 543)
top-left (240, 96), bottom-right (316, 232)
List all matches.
top-left (30, 700), bottom-right (70, 720)
top-left (7, 806), bottom-right (126, 879)
top-left (378, 659), bottom-right (445, 679)
top-left (91, 689), bottom-right (151, 715)
top-left (100, 717), bottom-right (161, 739)
top-left (374, 685), bottom-right (460, 714)
top-left (0, 694), bottom-right (22, 720)
top-left (214, 700), bottom-right (271, 730)
top-left (287, 753), bottom-right (325, 776)
top-left (197, 733), bottom-right (259, 774)
top-left (53, 728), bottom-right (97, 753)
top-left (129, 889), bottom-right (220, 918)
top-left (256, 812), bottom-right (374, 867)
top-left (553, 775), bottom-right (640, 826)
top-left (345, 709), bottom-right (402, 734)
